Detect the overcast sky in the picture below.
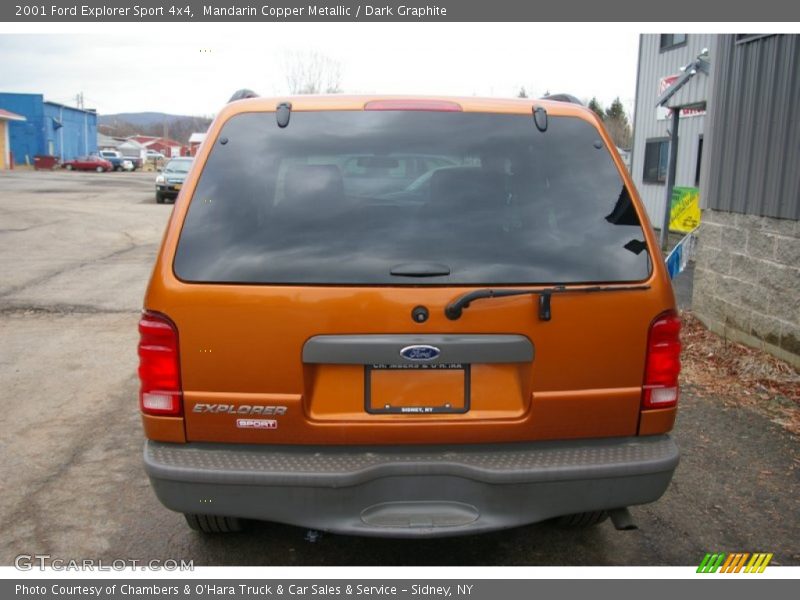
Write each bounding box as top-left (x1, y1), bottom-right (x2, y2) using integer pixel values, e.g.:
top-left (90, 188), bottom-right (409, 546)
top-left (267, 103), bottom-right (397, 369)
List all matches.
top-left (0, 26), bottom-right (640, 117)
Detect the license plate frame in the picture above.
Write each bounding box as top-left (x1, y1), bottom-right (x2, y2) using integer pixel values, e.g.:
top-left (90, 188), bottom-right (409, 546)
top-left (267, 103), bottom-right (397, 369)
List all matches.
top-left (364, 363), bottom-right (471, 414)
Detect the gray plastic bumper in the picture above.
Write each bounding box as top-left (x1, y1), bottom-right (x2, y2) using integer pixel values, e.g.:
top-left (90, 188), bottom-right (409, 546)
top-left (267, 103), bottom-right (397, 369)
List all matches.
top-left (144, 435), bottom-right (679, 537)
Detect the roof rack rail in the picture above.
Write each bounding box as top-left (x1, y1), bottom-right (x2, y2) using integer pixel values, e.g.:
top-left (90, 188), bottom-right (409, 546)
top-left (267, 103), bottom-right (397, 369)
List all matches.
top-left (228, 89), bottom-right (259, 103)
top-left (541, 93), bottom-right (584, 106)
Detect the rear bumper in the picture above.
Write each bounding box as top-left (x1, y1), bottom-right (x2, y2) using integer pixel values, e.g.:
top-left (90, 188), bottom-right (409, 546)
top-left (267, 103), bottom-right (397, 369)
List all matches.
top-left (144, 435), bottom-right (679, 538)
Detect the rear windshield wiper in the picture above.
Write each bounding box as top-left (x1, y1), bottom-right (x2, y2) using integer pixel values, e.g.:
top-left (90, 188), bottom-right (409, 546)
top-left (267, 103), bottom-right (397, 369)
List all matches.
top-left (445, 284), bottom-right (651, 321)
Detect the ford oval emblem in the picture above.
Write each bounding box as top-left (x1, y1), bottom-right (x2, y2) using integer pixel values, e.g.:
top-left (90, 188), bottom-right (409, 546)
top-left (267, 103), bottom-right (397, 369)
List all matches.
top-left (400, 345), bottom-right (441, 361)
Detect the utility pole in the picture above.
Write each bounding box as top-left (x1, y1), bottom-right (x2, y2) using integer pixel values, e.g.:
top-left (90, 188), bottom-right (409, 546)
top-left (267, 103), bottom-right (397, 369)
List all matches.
top-left (75, 92), bottom-right (84, 110)
top-left (659, 109), bottom-right (680, 251)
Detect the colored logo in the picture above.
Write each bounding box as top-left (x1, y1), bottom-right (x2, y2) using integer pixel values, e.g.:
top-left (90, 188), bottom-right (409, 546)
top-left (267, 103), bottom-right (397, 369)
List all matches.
top-left (400, 345), bottom-right (441, 361)
top-left (697, 552), bottom-right (773, 573)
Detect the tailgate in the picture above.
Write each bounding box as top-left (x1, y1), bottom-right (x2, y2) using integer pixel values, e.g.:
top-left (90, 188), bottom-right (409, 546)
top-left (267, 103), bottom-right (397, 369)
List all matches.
top-left (146, 102), bottom-right (674, 445)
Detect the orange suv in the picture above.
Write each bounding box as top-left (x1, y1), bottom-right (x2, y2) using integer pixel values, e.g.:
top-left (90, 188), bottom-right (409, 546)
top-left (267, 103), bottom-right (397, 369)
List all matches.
top-left (139, 93), bottom-right (680, 536)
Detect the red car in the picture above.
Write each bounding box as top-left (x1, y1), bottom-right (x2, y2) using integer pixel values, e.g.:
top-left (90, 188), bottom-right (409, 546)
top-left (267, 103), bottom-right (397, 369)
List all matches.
top-left (62, 155), bottom-right (113, 172)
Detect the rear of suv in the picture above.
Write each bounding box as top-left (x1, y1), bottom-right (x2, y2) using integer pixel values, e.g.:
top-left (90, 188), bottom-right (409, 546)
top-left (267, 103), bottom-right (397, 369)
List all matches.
top-left (139, 94), bottom-right (680, 536)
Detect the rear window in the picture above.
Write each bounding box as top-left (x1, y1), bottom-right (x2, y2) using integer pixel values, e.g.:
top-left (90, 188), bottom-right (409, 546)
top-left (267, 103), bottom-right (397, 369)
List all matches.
top-left (174, 110), bottom-right (651, 285)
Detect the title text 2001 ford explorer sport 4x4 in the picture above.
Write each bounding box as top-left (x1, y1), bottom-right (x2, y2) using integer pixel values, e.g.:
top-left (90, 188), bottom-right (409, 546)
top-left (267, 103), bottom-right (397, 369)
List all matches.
top-left (139, 94), bottom-right (680, 536)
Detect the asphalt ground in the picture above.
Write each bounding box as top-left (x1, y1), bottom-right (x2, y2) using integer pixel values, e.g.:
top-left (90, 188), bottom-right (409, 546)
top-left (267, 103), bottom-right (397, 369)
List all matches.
top-left (0, 169), bottom-right (797, 566)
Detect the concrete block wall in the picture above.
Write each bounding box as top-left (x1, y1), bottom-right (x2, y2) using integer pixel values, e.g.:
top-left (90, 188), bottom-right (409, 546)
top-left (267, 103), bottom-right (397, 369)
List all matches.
top-left (691, 208), bottom-right (800, 368)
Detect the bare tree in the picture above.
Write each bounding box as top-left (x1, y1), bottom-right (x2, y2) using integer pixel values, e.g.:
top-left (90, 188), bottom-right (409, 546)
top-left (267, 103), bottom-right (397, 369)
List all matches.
top-left (98, 115), bottom-right (213, 145)
top-left (284, 50), bottom-right (343, 94)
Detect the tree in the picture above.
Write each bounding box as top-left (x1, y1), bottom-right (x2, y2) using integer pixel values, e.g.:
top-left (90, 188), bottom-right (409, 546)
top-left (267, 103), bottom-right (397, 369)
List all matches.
top-left (517, 87), bottom-right (528, 98)
top-left (284, 50), bottom-right (343, 94)
top-left (605, 97), bottom-right (627, 121)
top-left (603, 97), bottom-right (632, 149)
top-left (587, 97), bottom-right (604, 120)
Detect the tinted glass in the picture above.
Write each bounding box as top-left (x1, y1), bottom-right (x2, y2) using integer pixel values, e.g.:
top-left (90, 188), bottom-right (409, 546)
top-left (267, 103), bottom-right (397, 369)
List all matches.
top-left (175, 111), bottom-right (651, 285)
top-left (660, 33), bottom-right (687, 49)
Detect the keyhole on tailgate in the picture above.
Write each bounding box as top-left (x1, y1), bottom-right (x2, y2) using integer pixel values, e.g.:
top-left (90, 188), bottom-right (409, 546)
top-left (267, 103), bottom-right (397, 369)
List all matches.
top-left (411, 306), bottom-right (429, 323)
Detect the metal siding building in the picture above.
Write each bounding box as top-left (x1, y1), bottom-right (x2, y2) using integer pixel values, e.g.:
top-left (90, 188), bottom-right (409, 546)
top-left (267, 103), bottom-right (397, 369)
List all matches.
top-left (690, 34), bottom-right (800, 367)
top-left (0, 93), bottom-right (45, 161)
top-left (631, 34), bottom-right (716, 227)
top-left (0, 109), bottom-right (26, 169)
top-left (43, 101), bottom-right (97, 161)
top-left (0, 92), bottom-right (97, 164)
top-left (702, 35), bottom-right (800, 220)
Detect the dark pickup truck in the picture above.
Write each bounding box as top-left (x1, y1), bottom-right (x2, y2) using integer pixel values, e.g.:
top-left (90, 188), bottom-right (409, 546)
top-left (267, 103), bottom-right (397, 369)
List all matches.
top-left (98, 150), bottom-right (143, 171)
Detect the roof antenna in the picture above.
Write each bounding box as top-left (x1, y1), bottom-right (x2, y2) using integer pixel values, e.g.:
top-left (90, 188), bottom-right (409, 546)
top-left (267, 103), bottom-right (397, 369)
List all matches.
top-left (533, 105), bottom-right (548, 132)
top-left (276, 102), bottom-right (292, 128)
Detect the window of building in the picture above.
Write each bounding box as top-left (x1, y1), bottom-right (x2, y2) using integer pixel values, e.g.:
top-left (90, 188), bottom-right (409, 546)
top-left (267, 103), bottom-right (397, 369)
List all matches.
top-left (695, 136), bottom-right (703, 186)
top-left (643, 139), bottom-right (670, 184)
top-left (660, 34), bottom-right (687, 51)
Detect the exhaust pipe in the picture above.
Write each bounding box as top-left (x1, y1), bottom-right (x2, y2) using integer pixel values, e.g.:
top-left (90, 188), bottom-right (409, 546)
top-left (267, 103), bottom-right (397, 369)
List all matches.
top-left (609, 508), bottom-right (638, 531)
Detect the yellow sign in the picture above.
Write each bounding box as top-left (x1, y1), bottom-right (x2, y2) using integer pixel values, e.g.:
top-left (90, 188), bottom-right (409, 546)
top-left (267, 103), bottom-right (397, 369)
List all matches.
top-left (670, 186), bottom-right (701, 233)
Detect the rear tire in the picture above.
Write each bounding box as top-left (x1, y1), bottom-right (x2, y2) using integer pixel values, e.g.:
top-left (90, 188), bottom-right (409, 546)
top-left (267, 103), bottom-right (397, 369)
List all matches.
top-left (184, 513), bottom-right (245, 533)
top-left (96, 166), bottom-right (103, 173)
top-left (65, 164), bottom-right (73, 170)
top-left (556, 511), bottom-right (609, 527)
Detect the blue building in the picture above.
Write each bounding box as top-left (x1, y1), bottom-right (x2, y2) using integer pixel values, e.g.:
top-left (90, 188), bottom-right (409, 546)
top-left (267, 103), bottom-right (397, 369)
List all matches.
top-left (0, 92), bottom-right (97, 164)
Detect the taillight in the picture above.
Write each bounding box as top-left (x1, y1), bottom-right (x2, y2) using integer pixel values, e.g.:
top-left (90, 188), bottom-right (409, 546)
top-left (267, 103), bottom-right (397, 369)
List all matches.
top-left (364, 99), bottom-right (462, 112)
top-left (138, 311), bottom-right (182, 416)
top-left (642, 310), bottom-right (681, 409)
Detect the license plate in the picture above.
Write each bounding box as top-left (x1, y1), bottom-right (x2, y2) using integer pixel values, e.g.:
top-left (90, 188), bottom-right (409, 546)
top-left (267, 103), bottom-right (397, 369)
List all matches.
top-left (173, 183), bottom-right (182, 190)
top-left (365, 363), bottom-right (470, 414)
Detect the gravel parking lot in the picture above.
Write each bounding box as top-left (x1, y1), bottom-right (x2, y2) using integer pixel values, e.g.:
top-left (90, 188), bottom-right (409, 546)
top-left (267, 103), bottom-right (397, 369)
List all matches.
top-left (1, 169), bottom-right (798, 566)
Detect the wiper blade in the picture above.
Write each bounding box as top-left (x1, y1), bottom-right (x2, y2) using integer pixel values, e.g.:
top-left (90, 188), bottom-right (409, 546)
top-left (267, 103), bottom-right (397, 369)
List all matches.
top-left (444, 284), bottom-right (651, 321)
top-left (390, 263), bottom-right (451, 277)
